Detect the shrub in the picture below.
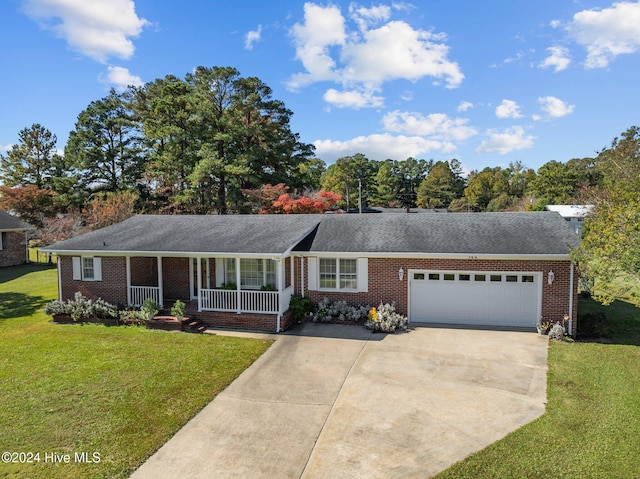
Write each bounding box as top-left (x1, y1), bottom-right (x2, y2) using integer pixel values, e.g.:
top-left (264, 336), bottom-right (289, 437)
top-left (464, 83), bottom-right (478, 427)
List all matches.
top-left (220, 282), bottom-right (237, 290)
top-left (313, 297), bottom-right (370, 322)
top-left (141, 298), bottom-right (160, 319)
top-left (260, 285), bottom-right (277, 291)
top-left (289, 294), bottom-right (314, 321)
top-left (365, 302), bottom-right (408, 333)
top-left (119, 308), bottom-right (146, 325)
top-left (44, 292), bottom-right (118, 322)
top-left (171, 300), bottom-right (186, 319)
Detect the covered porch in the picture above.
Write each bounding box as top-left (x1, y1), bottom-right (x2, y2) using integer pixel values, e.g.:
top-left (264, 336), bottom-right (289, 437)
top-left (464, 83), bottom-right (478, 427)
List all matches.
top-left (125, 255), bottom-right (294, 321)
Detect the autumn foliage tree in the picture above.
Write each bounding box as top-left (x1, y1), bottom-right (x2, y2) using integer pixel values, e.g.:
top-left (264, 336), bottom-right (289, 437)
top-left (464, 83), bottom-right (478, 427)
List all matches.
top-left (0, 185), bottom-right (57, 227)
top-left (83, 191), bottom-right (138, 231)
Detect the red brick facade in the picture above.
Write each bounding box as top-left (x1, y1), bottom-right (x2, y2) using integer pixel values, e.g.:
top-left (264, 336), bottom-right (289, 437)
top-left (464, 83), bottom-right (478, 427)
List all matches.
top-left (297, 256), bottom-right (578, 336)
top-left (0, 231), bottom-right (27, 268)
top-left (57, 254), bottom-right (578, 335)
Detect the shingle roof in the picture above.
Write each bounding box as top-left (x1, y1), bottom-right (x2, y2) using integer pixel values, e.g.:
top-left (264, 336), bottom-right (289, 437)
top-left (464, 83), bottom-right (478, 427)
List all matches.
top-left (0, 210), bottom-right (30, 231)
top-left (43, 212), bottom-right (579, 256)
top-left (43, 214), bottom-right (323, 255)
top-left (300, 212), bottom-right (579, 255)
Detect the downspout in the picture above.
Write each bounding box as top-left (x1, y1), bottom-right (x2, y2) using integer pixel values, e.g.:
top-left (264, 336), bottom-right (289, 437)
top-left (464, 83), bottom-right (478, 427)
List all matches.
top-left (276, 258), bottom-right (283, 333)
top-left (569, 262), bottom-right (574, 336)
top-left (57, 256), bottom-right (62, 301)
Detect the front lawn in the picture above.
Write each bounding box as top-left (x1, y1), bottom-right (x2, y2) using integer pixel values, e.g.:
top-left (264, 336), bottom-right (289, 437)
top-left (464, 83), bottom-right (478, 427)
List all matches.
top-left (0, 264), bottom-right (272, 479)
top-left (435, 298), bottom-right (640, 479)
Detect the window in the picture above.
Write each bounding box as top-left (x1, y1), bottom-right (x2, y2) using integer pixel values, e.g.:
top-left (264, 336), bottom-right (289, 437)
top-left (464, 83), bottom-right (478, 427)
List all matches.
top-left (522, 275), bottom-right (534, 283)
top-left (506, 275), bottom-right (518, 282)
top-left (224, 258), bottom-right (276, 289)
top-left (428, 273), bottom-right (440, 280)
top-left (490, 275), bottom-right (502, 282)
top-left (82, 257), bottom-right (95, 280)
top-left (444, 273), bottom-right (455, 281)
top-left (0, 232), bottom-right (7, 250)
top-left (72, 256), bottom-right (101, 281)
top-left (459, 274), bottom-right (470, 281)
top-left (414, 273), bottom-right (425, 280)
top-left (319, 258), bottom-right (357, 290)
top-left (474, 274), bottom-right (486, 282)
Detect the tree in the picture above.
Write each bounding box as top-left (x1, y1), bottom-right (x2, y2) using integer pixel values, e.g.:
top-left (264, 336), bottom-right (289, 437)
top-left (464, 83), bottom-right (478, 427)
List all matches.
top-left (393, 158), bottom-right (432, 208)
top-left (65, 89), bottom-right (144, 195)
top-left (528, 158), bottom-right (597, 205)
top-left (320, 153), bottom-right (375, 210)
top-left (271, 190), bottom-right (342, 214)
top-left (83, 191), bottom-right (139, 231)
top-left (370, 160), bottom-right (400, 207)
top-left (0, 185), bottom-right (57, 227)
top-left (416, 160), bottom-right (464, 208)
top-left (574, 126), bottom-right (640, 306)
top-left (0, 124), bottom-right (59, 189)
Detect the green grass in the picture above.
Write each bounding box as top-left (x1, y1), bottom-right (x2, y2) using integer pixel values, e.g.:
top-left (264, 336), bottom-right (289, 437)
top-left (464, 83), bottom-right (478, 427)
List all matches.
top-left (0, 264), bottom-right (272, 478)
top-left (435, 298), bottom-right (640, 479)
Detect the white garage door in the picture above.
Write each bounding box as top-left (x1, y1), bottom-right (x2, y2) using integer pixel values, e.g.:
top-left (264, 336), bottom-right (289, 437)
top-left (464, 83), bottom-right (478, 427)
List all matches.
top-left (409, 270), bottom-right (541, 328)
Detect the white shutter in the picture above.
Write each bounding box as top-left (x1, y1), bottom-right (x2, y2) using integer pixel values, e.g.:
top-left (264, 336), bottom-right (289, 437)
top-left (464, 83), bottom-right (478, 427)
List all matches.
top-left (72, 257), bottom-right (81, 280)
top-left (93, 257), bottom-right (102, 281)
top-left (357, 258), bottom-right (368, 292)
top-left (215, 258), bottom-right (225, 287)
top-left (307, 257), bottom-right (317, 291)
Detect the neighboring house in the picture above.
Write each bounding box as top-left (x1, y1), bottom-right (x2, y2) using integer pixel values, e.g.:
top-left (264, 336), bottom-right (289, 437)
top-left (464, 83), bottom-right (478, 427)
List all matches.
top-left (0, 210), bottom-right (30, 268)
top-left (42, 212), bottom-right (580, 335)
top-left (546, 205), bottom-right (593, 236)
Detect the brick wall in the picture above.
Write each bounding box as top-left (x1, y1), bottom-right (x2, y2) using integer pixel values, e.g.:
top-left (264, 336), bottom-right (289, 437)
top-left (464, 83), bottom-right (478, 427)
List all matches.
top-left (163, 257), bottom-right (190, 301)
top-left (297, 256), bottom-right (578, 335)
top-left (0, 231), bottom-right (27, 268)
top-left (59, 256), bottom-right (128, 306)
top-left (130, 257), bottom-right (158, 286)
top-left (196, 309), bottom-right (293, 332)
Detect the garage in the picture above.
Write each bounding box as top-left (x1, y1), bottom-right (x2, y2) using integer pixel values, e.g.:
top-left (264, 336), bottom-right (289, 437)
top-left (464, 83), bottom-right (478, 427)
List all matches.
top-left (409, 270), bottom-right (542, 328)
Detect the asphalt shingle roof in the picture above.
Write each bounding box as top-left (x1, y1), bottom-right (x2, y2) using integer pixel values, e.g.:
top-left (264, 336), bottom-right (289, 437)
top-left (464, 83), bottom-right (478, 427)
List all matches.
top-left (43, 212), bottom-right (579, 256)
top-left (0, 210), bottom-right (30, 230)
top-left (303, 212), bottom-right (579, 255)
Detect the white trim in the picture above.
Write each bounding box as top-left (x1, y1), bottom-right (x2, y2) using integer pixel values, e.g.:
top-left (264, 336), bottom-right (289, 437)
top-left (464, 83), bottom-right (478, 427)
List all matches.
top-left (197, 258), bottom-right (202, 312)
top-left (307, 257), bottom-right (317, 291)
top-left (72, 257), bottom-right (81, 280)
top-left (93, 257), bottom-right (102, 281)
top-left (57, 256), bottom-right (62, 300)
top-left (294, 252), bottom-right (571, 261)
top-left (301, 257), bottom-right (305, 297)
top-left (235, 256), bottom-right (241, 314)
top-left (126, 257), bottom-right (132, 306)
top-left (157, 256), bottom-right (163, 307)
top-left (48, 250), bottom-right (287, 259)
top-left (569, 262), bottom-right (574, 335)
top-left (357, 258), bottom-right (368, 292)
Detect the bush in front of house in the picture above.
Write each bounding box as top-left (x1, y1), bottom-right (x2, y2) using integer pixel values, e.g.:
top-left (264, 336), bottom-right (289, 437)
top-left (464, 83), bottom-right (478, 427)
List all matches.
top-left (313, 297), bottom-right (370, 322)
top-left (365, 303), bottom-right (408, 333)
top-left (577, 310), bottom-right (608, 338)
top-left (44, 292), bottom-right (118, 322)
top-left (289, 294), bottom-right (314, 321)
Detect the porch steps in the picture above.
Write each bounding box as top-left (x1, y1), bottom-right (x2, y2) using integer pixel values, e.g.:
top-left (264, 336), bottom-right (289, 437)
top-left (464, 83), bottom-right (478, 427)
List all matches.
top-left (183, 319), bottom-right (207, 334)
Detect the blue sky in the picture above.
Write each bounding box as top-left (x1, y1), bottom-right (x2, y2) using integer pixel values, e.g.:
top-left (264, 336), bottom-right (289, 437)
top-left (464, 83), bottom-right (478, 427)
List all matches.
top-left (1, 0), bottom-right (639, 174)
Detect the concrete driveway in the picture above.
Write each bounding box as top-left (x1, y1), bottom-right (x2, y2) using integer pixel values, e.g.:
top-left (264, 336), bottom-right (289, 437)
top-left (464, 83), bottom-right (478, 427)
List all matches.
top-left (131, 324), bottom-right (548, 479)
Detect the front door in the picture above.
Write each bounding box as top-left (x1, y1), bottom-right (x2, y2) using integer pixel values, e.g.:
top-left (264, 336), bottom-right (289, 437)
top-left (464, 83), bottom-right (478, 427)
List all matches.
top-left (190, 258), bottom-right (210, 300)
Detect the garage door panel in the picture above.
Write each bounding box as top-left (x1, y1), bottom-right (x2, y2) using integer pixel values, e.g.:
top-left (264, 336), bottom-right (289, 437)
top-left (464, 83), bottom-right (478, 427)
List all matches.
top-left (410, 271), bottom-right (540, 328)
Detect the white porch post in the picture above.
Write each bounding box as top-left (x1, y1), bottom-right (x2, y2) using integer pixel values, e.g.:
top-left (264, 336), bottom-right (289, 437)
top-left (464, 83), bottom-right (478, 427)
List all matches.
top-left (197, 257), bottom-right (203, 312)
top-left (126, 256), bottom-right (131, 306)
top-left (289, 256), bottom-right (294, 291)
top-left (277, 258), bottom-right (284, 333)
top-left (301, 257), bottom-right (305, 297)
top-left (235, 257), bottom-right (241, 314)
top-left (157, 256), bottom-right (163, 307)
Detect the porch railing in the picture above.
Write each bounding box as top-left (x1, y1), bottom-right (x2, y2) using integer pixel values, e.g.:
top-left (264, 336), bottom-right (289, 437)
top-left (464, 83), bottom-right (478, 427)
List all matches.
top-left (200, 286), bottom-right (293, 314)
top-left (129, 286), bottom-right (161, 307)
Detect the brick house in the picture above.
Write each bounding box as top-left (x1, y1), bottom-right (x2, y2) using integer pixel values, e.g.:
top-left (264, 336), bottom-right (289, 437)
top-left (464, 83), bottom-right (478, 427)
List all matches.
top-left (43, 212), bottom-right (580, 334)
top-left (0, 210), bottom-right (30, 268)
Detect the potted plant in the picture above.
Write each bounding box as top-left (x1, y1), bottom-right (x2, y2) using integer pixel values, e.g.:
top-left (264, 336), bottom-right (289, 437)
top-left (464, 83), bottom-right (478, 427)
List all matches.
top-left (141, 298), bottom-right (160, 321)
top-left (171, 300), bottom-right (186, 321)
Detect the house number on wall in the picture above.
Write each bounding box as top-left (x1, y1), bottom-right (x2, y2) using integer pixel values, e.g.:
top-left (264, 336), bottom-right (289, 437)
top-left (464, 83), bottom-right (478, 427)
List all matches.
top-left (468, 256), bottom-right (478, 259)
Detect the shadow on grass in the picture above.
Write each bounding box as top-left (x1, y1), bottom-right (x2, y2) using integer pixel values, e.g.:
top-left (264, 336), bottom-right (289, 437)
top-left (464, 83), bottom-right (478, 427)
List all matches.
top-left (0, 263), bottom-right (56, 284)
top-left (577, 297), bottom-right (640, 346)
top-left (0, 292), bottom-right (49, 320)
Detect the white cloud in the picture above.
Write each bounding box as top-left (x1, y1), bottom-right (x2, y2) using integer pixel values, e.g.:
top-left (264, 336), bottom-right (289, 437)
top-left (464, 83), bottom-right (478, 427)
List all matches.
top-left (323, 88), bottom-right (384, 109)
top-left (476, 126), bottom-right (535, 155)
top-left (314, 133), bottom-right (455, 164)
top-left (245, 25), bottom-right (262, 50)
top-left (382, 110), bottom-right (477, 141)
top-left (288, 3), bottom-right (463, 95)
top-left (457, 101), bottom-right (474, 112)
top-left (566, 1), bottom-right (640, 68)
top-left (539, 46), bottom-right (571, 72)
top-left (104, 66), bottom-right (144, 90)
top-left (537, 96), bottom-right (575, 118)
top-left (1, 144), bottom-right (13, 153)
top-left (495, 99), bottom-right (523, 119)
top-left (23, 0), bottom-right (149, 63)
